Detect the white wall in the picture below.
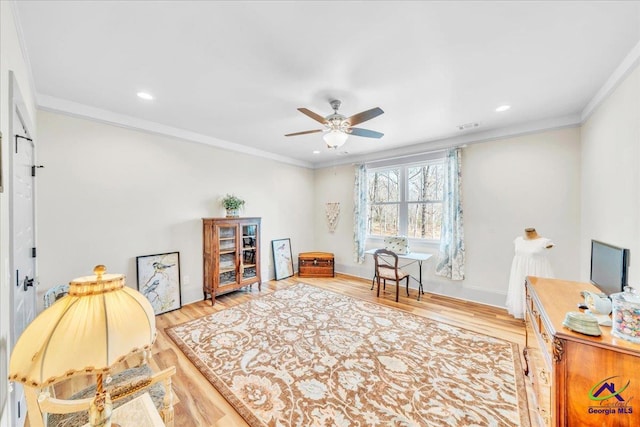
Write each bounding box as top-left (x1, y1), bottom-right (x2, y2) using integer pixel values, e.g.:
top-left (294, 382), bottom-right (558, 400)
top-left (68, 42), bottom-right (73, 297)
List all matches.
top-left (0, 3), bottom-right (38, 426)
top-left (581, 64), bottom-right (640, 286)
top-left (314, 127), bottom-right (582, 306)
top-left (36, 111), bottom-right (315, 305)
top-left (312, 164), bottom-right (359, 271)
top-left (463, 128), bottom-right (581, 296)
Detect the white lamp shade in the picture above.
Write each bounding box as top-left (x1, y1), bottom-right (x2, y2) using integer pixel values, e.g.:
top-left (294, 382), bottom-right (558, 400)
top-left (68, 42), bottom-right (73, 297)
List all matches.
top-left (323, 130), bottom-right (348, 148)
top-left (9, 268), bottom-right (156, 387)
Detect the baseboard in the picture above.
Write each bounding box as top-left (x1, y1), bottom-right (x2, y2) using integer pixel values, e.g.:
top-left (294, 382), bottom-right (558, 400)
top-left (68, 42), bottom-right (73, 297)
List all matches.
top-left (335, 264), bottom-right (507, 308)
top-left (182, 268), bottom-right (508, 311)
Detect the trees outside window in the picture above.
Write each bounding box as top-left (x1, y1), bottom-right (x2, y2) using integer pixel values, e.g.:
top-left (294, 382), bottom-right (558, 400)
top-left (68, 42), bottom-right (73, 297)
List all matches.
top-left (368, 160), bottom-right (444, 240)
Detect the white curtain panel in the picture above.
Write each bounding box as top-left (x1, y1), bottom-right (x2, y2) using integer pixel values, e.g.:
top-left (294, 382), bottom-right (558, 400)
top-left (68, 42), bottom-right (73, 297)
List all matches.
top-left (353, 164), bottom-right (368, 263)
top-left (435, 148), bottom-right (465, 280)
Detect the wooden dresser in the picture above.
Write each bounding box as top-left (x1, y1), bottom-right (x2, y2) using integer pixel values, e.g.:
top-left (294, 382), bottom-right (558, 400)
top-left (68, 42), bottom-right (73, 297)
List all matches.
top-left (524, 276), bottom-right (640, 426)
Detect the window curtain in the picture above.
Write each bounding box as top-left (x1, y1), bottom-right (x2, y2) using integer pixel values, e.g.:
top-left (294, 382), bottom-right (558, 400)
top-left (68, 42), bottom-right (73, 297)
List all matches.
top-left (353, 164), bottom-right (368, 263)
top-left (435, 148), bottom-right (465, 280)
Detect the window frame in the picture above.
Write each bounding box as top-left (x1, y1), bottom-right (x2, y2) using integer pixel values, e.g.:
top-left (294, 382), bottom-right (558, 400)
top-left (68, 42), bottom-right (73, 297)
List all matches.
top-left (367, 154), bottom-right (445, 242)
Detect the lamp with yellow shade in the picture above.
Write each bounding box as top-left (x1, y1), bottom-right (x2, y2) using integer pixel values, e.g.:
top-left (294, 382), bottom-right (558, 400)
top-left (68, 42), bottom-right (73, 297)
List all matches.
top-left (9, 265), bottom-right (159, 427)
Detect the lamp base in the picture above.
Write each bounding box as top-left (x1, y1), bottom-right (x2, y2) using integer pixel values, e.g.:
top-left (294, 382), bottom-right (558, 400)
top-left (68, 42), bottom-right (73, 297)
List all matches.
top-left (89, 391), bottom-right (114, 427)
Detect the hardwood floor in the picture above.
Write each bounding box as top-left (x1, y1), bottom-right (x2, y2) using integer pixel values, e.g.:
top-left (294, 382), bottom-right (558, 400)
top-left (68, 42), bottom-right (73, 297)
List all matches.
top-left (151, 274), bottom-right (530, 426)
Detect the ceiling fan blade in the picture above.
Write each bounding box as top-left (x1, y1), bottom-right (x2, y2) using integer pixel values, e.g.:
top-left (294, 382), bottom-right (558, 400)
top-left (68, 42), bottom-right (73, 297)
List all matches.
top-left (285, 129), bottom-right (323, 137)
top-left (298, 108), bottom-right (328, 125)
top-left (348, 127), bottom-right (384, 139)
top-left (347, 107), bottom-right (384, 126)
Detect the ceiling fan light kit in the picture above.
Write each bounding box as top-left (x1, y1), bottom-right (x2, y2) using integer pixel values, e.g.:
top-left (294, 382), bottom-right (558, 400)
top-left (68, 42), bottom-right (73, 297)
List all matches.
top-left (286, 99), bottom-right (384, 150)
top-left (323, 129), bottom-right (349, 149)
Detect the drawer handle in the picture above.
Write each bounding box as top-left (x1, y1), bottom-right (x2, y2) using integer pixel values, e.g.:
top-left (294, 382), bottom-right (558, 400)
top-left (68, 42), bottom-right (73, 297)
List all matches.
top-left (541, 332), bottom-right (549, 343)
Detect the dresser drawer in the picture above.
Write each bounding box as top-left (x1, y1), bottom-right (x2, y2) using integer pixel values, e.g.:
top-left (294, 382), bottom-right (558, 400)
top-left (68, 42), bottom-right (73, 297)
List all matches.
top-left (525, 281), bottom-right (553, 426)
top-left (533, 307), bottom-right (554, 365)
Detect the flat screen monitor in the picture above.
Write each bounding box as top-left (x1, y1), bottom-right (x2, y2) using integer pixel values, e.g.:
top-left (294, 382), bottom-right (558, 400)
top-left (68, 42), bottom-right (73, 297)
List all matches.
top-left (590, 240), bottom-right (629, 296)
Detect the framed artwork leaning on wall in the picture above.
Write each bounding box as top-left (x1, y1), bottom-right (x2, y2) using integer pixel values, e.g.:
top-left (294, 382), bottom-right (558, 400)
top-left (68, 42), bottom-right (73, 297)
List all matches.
top-left (136, 251), bottom-right (182, 315)
top-left (272, 238), bottom-right (294, 280)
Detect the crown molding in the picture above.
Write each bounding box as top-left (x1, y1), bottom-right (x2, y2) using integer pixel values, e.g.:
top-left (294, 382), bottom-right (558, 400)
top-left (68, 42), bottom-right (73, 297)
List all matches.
top-left (37, 95), bottom-right (313, 169)
top-left (9, 0), bottom-right (38, 116)
top-left (581, 39), bottom-right (640, 122)
top-left (313, 114), bottom-right (581, 169)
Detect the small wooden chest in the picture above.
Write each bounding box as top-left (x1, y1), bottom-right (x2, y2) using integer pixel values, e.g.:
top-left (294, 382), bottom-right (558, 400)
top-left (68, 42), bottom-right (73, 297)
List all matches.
top-left (298, 252), bottom-right (335, 278)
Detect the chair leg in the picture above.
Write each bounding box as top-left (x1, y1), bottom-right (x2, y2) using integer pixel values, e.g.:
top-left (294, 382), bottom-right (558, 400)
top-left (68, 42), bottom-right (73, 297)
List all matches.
top-left (406, 277), bottom-right (410, 297)
top-left (161, 376), bottom-right (175, 427)
top-left (395, 280), bottom-right (399, 302)
top-left (376, 276), bottom-right (381, 297)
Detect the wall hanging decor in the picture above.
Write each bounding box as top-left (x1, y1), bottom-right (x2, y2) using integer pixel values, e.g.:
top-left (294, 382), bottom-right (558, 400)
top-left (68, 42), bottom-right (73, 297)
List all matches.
top-left (136, 251), bottom-right (182, 315)
top-left (325, 202), bottom-right (340, 232)
top-left (272, 238), bottom-right (294, 280)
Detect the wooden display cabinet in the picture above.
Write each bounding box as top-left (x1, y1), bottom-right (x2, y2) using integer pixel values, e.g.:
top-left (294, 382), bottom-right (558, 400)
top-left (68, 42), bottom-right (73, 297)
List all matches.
top-left (202, 217), bottom-right (261, 305)
top-left (524, 276), bottom-right (640, 426)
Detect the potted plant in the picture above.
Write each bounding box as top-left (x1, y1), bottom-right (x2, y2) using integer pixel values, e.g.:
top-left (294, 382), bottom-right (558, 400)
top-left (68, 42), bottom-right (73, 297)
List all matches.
top-left (221, 194), bottom-right (245, 218)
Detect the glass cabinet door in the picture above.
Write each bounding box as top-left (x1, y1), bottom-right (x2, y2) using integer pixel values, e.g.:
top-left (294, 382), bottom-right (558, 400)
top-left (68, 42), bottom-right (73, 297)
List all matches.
top-left (217, 225), bottom-right (237, 288)
top-left (241, 224), bottom-right (258, 281)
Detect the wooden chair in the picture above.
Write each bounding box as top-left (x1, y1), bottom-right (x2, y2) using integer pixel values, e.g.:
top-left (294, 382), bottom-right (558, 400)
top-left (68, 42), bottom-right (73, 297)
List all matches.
top-left (43, 284), bottom-right (69, 309)
top-left (373, 248), bottom-right (410, 302)
top-left (24, 356), bottom-right (176, 427)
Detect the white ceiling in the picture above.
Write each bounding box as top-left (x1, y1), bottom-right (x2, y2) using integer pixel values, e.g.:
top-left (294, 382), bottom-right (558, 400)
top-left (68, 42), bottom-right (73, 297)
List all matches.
top-left (14, 1), bottom-right (640, 168)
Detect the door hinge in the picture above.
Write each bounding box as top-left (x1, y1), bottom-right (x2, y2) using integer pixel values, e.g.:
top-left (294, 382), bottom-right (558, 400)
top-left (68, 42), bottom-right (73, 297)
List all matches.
top-left (15, 134), bottom-right (32, 153)
top-left (32, 165), bottom-right (44, 177)
top-left (32, 247), bottom-right (36, 258)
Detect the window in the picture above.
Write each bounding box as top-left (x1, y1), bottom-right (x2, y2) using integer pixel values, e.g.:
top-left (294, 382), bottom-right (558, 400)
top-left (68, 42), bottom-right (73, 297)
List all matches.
top-left (367, 159), bottom-right (444, 240)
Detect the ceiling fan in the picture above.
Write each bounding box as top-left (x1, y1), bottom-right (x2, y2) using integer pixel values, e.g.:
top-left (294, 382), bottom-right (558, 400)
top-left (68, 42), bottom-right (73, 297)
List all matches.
top-left (285, 100), bottom-right (384, 148)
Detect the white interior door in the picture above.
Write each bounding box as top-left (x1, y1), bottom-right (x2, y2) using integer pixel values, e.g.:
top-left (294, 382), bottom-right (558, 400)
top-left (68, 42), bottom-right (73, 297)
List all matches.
top-left (9, 82), bottom-right (36, 427)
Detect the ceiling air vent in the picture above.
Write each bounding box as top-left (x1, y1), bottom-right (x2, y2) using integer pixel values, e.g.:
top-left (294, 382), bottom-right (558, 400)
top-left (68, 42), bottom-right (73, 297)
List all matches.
top-left (457, 122), bottom-right (479, 131)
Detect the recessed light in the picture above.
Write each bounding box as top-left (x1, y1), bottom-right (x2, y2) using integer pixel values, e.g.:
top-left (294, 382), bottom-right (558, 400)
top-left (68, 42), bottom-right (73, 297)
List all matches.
top-left (137, 92), bottom-right (154, 100)
top-left (313, 150), bottom-right (320, 154)
top-left (496, 105), bottom-right (511, 112)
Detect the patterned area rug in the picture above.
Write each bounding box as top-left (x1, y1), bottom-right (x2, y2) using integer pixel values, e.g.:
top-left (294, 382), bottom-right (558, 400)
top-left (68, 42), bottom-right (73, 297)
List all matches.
top-left (167, 283), bottom-right (530, 426)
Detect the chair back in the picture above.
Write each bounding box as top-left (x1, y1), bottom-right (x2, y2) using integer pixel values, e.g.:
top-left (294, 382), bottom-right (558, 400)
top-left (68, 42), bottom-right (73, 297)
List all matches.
top-left (373, 248), bottom-right (401, 280)
top-left (43, 284), bottom-right (70, 308)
